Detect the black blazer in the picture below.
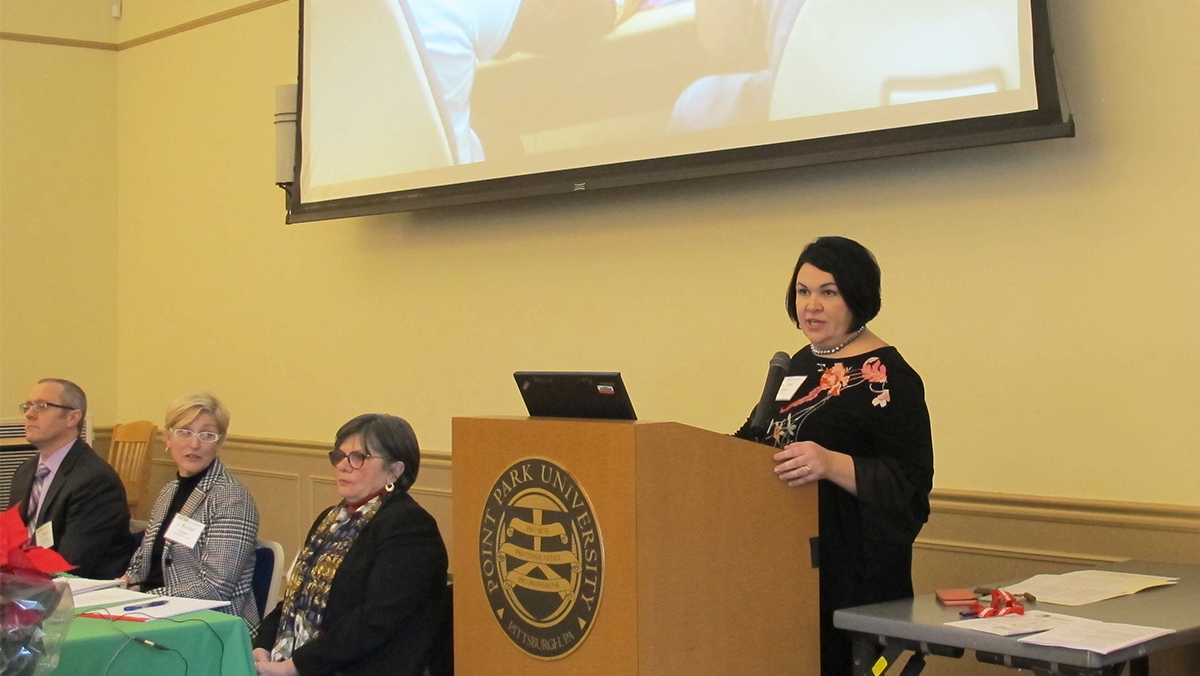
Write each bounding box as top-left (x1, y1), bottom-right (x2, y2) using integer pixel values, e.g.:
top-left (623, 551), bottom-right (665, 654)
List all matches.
top-left (256, 490), bottom-right (449, 676)
top-left (7, 439), bottom-right (133, 579)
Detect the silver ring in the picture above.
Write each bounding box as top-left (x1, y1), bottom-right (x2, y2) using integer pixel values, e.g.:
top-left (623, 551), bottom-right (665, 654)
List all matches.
top-left (800, 464), bottom-right (811, 473)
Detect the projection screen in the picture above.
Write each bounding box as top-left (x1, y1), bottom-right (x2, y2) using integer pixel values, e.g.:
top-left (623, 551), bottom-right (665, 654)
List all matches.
top-left (288, 0), bottom-right (1071, 220)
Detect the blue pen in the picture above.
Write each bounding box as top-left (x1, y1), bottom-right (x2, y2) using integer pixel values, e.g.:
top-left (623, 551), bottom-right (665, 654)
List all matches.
top-left (123, 599), bottom-right (169, 612)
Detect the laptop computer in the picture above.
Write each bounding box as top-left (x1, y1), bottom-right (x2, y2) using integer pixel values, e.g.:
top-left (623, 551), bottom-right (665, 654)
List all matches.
top-left (514, 372), bottom-right (637, 420)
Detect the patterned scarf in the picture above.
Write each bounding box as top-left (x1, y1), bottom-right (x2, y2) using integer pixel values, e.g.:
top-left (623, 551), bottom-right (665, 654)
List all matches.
top-left (270, 494), bottom-right (385, 660)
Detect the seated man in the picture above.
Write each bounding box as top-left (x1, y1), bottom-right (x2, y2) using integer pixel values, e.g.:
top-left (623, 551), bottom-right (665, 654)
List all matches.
top-left (8, 378), bottom-right (133, 579)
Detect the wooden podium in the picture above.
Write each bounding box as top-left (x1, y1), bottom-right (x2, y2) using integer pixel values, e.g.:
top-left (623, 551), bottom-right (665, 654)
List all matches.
top-left (452, 416), bottom-right (820, 676)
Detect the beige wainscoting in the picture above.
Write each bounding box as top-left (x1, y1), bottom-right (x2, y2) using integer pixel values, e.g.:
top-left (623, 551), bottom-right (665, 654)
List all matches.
top-left (915, 489), bottom-right (1200, 592)
top-left (96, 428), bottom-right (1200, 674)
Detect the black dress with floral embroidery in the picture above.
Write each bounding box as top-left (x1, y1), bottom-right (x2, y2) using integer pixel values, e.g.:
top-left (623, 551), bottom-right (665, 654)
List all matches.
top-left (735, 345), bottom-right (934, 676)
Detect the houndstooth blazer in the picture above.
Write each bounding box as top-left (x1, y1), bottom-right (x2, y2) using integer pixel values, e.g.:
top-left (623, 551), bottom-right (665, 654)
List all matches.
top-left (125, 457), bottom-right (260, 634)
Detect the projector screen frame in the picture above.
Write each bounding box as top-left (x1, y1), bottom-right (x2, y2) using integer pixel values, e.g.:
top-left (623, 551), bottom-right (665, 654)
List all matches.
top-left (284, 0), bottom-right (1073, 223)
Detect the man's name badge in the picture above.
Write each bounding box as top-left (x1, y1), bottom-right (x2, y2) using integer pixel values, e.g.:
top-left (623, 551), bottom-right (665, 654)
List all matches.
top-left (164, 514), bottom-right (205, 549)
top-left (35, 522), bottom-right (54, 549)
top-left (775, 376), bottom-right (807, 401)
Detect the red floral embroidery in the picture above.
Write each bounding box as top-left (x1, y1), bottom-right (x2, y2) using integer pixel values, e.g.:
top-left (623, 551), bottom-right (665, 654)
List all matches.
top-left (822, 363), bottom-right (850, 396)
top-left (783, 386), bottom-right (822, 411)
top-left (782, 362), bottom-right (850, 412)
top-left (861, 357), bottom-right (887, 383)
top-left (768, 354), bottom-right (900, 446)
top-left (779, 358), bottom-right (893, 415)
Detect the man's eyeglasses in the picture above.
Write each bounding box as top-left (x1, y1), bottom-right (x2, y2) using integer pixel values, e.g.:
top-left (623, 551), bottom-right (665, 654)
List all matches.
top-left (170, 428), bottom-right (222, 443)
top-left (19, 401), bottom-right (76, 414)
top-left (328, 450), bottom-right (380, 469)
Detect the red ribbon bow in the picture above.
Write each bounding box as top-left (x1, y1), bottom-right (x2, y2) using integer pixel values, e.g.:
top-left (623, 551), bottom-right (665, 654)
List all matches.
top-left (0, 504), bottom-right (73, 574)
top-left (963, 589), bottom-right (1025, 618)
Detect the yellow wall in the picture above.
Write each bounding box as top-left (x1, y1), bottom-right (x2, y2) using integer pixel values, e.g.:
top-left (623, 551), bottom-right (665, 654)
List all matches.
top-left (0, 0), bottom-right (119, 423)
top-left (4, 0), bottom-right (1200, 505)
top-left (0, 0), bottom-right (118, 43)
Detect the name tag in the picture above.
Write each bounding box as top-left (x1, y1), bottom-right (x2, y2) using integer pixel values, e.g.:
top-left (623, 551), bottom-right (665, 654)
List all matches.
top-left (35, 522), bottom-right (55, 549)
top-left (775, 376), bottom-right (807, 401)
top-left (164, 514), bottom-right (205, 549)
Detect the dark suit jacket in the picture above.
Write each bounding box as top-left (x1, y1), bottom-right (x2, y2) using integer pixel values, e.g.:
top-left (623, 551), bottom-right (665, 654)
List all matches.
top-left (256, 490), bottom-right (449, 676)
top-left (7, 439), bottom-right (133, 578)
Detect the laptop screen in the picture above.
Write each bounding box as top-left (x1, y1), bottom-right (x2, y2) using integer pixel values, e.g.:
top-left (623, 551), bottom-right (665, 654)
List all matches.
top-left (514, 372), bottom-right (637, 421)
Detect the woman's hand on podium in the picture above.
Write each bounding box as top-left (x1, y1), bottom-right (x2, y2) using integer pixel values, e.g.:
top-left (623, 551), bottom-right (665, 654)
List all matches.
top-left (773, 440), bottom-right (857, 496)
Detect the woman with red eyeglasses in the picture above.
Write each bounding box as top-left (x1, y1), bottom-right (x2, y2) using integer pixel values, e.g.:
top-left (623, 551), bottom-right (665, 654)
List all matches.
top-left (253, 414), bottom-right (448, 676)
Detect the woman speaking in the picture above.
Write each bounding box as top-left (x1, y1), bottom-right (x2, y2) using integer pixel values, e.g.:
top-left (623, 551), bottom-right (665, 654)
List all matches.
top-left (735, 236), bottom-right (934, 676)
top-left (124, 393), bottom-right (260, 632)
top-left (253, 413), bottom-right (448, 676)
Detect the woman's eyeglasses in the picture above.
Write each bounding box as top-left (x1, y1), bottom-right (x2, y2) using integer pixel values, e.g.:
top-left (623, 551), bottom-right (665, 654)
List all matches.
top-left (170, 428), bottom-right (222, 443)
top-left (328, 450), bottom-right (380, 469)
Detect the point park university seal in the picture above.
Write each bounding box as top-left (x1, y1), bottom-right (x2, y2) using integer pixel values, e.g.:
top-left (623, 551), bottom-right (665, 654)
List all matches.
top-left (478, 458), bottom-right (603, 659)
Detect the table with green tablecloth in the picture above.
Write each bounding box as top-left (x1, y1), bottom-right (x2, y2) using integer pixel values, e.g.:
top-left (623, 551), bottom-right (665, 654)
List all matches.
top-left (55, 609), bottom-right (255, 676)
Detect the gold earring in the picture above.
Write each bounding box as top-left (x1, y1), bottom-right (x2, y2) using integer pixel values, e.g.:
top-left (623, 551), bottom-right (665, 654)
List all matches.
top-left (385, 482), bottom-right (395, 492)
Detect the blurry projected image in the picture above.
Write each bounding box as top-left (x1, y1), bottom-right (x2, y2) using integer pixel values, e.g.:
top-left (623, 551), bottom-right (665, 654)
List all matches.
top-left (298, 0), bottom-right (1038, 204)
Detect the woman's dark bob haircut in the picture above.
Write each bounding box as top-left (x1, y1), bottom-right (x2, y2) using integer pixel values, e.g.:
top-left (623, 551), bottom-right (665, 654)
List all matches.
top-left (786, 236), bottom-right (882, 331)
top-left (334, 413), bottom-right (421, 491)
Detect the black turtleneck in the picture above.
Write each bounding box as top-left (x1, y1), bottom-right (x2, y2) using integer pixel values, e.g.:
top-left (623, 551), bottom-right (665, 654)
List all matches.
top-left (142, 462), bottom-right (212, 590)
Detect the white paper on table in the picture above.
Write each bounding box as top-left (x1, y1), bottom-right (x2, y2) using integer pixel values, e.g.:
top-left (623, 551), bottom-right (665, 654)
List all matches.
top-left (945, 610), bottom-right (1094, 636)
top-left (64, 578), bottom-right (122, 595)
top-left (73, 587), bottom-right (155, 609)
top-left (94, 596), bottom-right (230, 620)
top-left (1017, 621), bottom-right (1175, 654)
top-left (1003, 570), bottom-right (1178, 606)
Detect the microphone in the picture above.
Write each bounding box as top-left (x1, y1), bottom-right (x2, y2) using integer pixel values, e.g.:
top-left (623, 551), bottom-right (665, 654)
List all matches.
top-left (750, 351), bottom-right (793, 431)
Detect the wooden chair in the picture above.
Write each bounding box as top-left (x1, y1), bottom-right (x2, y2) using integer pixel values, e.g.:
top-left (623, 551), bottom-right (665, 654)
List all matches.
top-left (108, 420), bottom-right (158, 517)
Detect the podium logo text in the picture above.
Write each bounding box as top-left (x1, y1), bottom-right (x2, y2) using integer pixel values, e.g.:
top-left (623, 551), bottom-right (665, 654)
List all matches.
top-left (479, 457), bottom-right (603, 660)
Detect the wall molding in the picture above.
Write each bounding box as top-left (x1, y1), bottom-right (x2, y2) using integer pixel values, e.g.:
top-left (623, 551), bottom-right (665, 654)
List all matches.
top-left (222, 466), bottom-right (299, 481)
top-left (107, 426), bottom-right (1200, 530)
top-left (0, 32), bottom-right (117, 51)
top-left (930, 488), bottom-right (1200, 534)
top-left (118, 0), bottom-right (291, 50)
top-left (132, 430), bottom-right (450, 466)
top-left (223, 434), bottom-right (453, 467)
top-left (914, 537), bottom-right (1125, 567)
top-left (223, 435), bottom-right (332, 456)
top-left (0, 0), bottom-right (291, 53)
top-left (411, 486), bottom-right (452, 500)
top-left (99, 426), bottom-right (1200, 579)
